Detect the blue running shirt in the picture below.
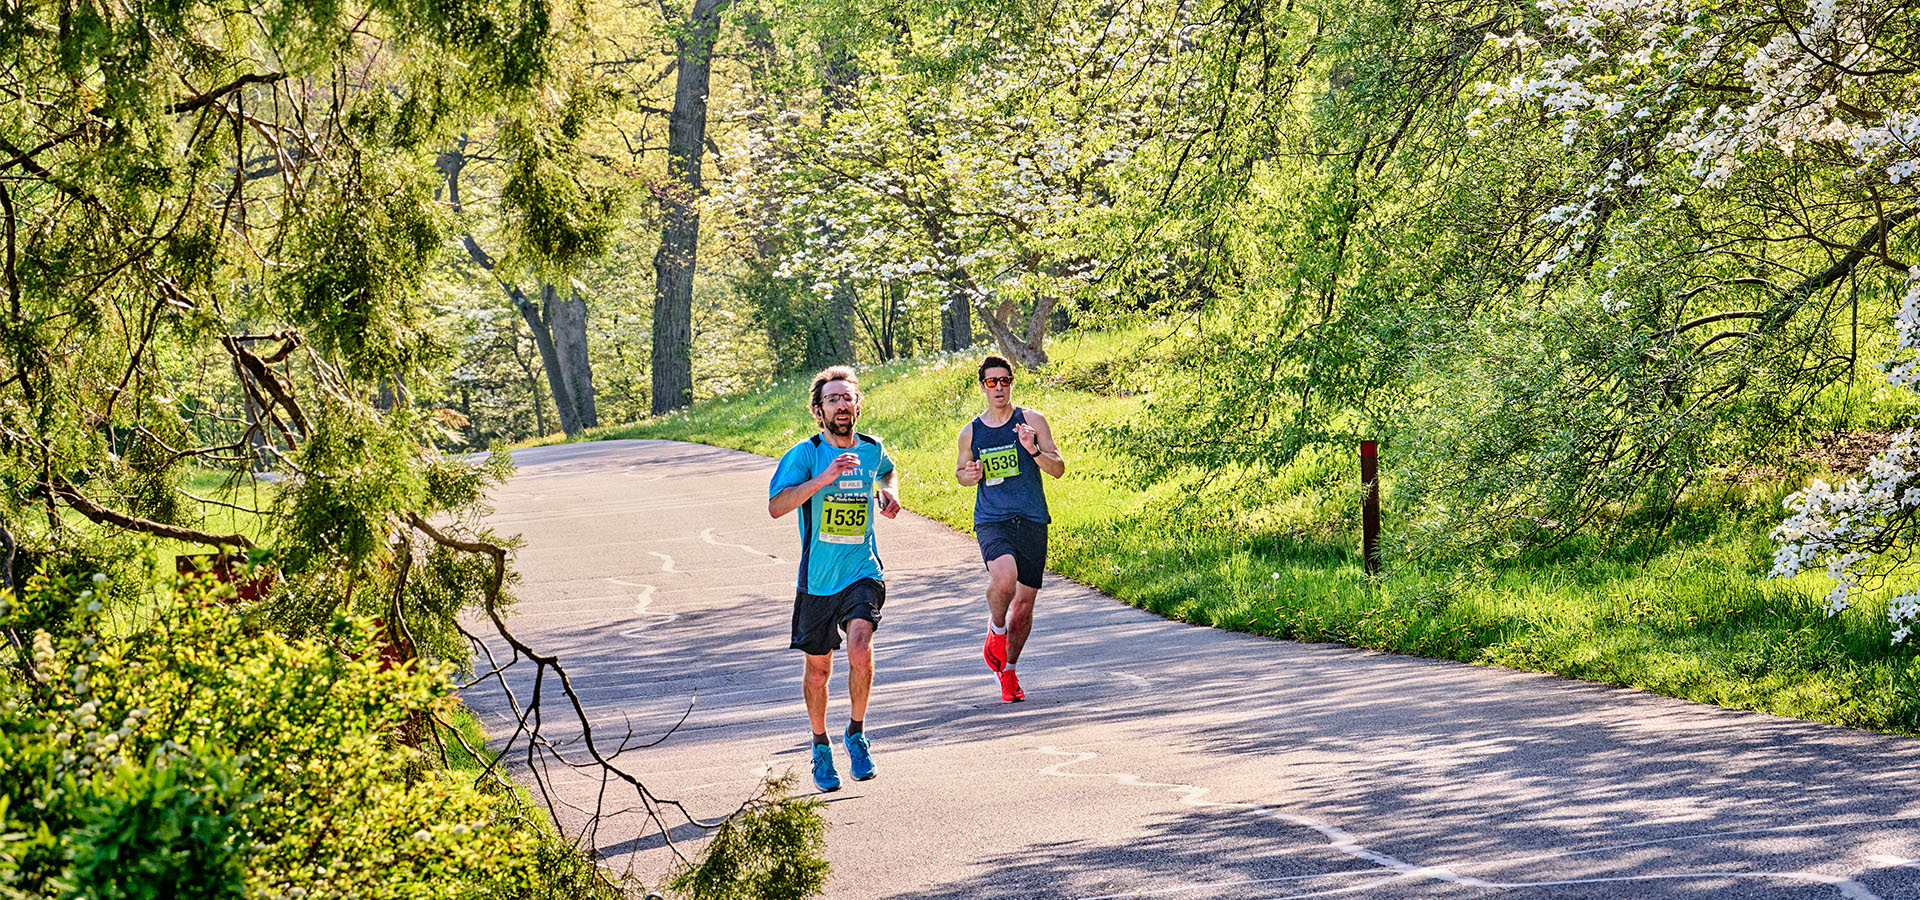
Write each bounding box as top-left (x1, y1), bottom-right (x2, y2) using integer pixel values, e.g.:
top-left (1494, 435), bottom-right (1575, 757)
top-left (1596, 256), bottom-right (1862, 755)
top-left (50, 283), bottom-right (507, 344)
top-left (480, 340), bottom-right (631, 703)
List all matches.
top-left (769, 432), bottom-right (895, 595)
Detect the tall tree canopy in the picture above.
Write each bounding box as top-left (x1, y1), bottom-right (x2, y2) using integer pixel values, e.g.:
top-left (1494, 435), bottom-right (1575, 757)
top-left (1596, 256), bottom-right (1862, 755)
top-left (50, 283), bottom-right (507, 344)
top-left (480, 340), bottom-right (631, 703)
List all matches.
top-left (0, 0), bottom-right (608, 624)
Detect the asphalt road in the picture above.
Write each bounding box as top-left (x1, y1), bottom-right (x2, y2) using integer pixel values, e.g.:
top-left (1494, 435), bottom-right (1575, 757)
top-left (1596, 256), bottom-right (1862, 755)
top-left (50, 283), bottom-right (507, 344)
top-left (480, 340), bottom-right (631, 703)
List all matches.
top-left (463, 439), bottom-right (1920, 899)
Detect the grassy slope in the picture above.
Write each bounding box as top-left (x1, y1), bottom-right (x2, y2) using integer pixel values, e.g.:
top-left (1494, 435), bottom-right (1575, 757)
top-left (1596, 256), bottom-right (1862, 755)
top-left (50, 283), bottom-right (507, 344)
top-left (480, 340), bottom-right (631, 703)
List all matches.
top-left (580, 331), bottom-right (1920, 735)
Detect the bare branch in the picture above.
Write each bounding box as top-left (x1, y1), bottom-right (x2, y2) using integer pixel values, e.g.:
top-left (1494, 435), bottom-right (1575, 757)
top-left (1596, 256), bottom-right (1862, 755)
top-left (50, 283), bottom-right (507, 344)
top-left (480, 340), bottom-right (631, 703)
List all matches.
top-left (406, 512), bottom-right (737, 847)
top-left (225, 335), bottom-right (313, 439)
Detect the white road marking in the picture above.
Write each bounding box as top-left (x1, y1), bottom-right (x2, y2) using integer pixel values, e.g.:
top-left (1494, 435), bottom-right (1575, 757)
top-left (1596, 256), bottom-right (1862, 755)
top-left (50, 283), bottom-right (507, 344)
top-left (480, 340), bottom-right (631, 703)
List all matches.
top-left (649, 552), bottom-right (681, 573)
top-left (1046, 748), bottom-right (1887, 900)
top-left (616, 581), bottom-right (678, 639)
top-left (701, 528), bottom-right (783, 561)
top-left (1453, 814), bottom-right (1920, 871)
top-left (1037, 747), bottom-right (1467, 891)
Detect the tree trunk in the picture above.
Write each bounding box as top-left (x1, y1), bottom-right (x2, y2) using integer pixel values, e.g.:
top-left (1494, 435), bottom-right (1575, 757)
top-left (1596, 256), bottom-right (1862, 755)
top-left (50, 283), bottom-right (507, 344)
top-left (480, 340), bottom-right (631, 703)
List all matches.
top-left (652, 0), bottom-right (730, 414)
top-left (235, 360), bottom-right (272, 471)
top-left (978, 293), bottom-right (1052, 369)
top-left (804, 317), bottom-right (841, 371)
top-left (509, 322), bottom-right (550, 437)
top-left (942, 266), bottom-right (1051, 368)
top-left (891, 281), bottom-right (913, 359)
top-left (941, 287), bottom-right (972, 352)
top-left (544, 283), bottom-right (597, 429)
top-left (516, 293), bottom-right (581, 435)
top-left (439, 144), bottom-right (587, 436)
top-left (819, 32), bottom-right (858, 364)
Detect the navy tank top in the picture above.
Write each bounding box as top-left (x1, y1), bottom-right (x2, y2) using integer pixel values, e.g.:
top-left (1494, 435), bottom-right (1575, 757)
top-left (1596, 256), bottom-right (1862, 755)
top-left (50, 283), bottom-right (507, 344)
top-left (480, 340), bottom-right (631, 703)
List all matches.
top-left (970, 407), bottom-right (1050, 525)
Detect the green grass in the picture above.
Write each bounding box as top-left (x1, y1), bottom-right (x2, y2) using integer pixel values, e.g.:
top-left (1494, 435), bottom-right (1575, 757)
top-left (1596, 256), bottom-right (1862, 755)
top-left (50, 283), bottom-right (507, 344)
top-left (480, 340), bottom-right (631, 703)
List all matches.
top-left (576, 330), bottom-right (1920, 736)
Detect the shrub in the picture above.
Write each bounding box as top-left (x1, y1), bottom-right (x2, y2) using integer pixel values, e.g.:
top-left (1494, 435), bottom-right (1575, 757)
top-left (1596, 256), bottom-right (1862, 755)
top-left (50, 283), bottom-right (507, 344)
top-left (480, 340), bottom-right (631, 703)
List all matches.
top-left (0, 570), bottom-right (622, 900)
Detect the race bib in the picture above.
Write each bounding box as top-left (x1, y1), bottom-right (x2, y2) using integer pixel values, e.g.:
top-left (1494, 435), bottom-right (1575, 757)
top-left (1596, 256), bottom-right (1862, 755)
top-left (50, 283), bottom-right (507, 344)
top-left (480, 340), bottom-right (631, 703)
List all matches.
top-left (980, 444), bottom-right (1019, 485)
top-left (819, 492), bottom-right (869, 544)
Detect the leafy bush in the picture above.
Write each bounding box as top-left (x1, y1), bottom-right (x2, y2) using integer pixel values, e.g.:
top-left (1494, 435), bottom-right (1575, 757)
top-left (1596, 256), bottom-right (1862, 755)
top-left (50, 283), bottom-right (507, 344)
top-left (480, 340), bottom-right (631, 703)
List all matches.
top-left (0, 570), bottom-right (621, 900)
top-left (668, 776), bottom-right (828, 900)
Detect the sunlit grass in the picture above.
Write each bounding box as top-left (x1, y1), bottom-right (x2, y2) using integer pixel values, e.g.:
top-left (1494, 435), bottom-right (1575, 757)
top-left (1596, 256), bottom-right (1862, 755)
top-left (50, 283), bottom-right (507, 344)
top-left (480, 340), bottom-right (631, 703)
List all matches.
top-left (591, 328), bottom-right (1920, 735)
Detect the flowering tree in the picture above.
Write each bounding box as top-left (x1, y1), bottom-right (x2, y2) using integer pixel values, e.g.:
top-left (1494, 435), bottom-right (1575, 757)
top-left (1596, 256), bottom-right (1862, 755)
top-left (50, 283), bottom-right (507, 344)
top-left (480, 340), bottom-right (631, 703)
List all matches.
top-left (712, 0), bottom-right (1196, 368)
top-left (1334, 0), bottom-right (1908, 555)
top-left (1468, 0), bottom-right (1919, 627)
top-left (1775, 275), bottom-right (1920, 640)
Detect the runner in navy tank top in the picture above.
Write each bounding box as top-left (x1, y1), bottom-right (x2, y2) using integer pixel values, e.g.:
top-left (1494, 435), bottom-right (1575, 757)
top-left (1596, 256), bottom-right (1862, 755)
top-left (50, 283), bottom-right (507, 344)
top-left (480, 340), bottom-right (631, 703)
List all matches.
top-left (955, 355), bottom-right (1067, 702)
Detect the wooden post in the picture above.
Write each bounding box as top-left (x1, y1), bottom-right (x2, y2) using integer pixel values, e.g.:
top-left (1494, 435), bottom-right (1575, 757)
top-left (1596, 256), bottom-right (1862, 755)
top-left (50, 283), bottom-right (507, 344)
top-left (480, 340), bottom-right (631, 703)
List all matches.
top-left (1361, 440), bottom-right (1380, 575)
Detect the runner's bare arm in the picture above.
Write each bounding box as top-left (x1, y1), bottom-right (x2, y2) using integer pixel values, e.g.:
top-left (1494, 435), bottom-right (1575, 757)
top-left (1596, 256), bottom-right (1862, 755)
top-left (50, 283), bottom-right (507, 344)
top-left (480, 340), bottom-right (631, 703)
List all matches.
top-left (769, 453), bottom-right (861, 518)
top-left (956, 422), bottom-right (983, 486)
top-left (876, 468), bottom-right (901, 518)
top-left (1020, 411), bottom-right (1066, 478)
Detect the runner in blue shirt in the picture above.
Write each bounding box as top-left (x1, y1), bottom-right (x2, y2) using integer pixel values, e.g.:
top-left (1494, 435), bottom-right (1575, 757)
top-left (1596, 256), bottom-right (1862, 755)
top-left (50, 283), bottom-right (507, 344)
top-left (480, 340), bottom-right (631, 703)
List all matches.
top-left (955, 354), bottom-right (1066, 702)
top-left (769, 365), bottom-right (900, 792)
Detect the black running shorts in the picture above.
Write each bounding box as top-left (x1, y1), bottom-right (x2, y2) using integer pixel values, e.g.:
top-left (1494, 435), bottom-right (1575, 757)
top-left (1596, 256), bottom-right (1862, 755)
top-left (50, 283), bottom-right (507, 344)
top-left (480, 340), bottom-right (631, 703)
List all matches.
top-left (790, 578), bottom-right (885, 655)
top-left (976, 518), bottom-right (1048, 589)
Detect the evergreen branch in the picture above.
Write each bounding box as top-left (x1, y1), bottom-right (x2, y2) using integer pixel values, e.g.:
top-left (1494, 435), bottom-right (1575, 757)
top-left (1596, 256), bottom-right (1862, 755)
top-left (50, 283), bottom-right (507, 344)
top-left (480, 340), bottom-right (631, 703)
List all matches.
top-left (0, 127), bottom-right (86, 173)
top-left (169, 72), bottom-right (288, 115)
top-left (51, 483), bottom-right (253, 548)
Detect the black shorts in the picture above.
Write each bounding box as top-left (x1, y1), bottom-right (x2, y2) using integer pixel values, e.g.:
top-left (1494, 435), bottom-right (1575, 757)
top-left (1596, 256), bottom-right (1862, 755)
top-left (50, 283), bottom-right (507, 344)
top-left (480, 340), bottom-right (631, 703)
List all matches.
top-left (976, 518), bottom-right (1048, 589)
top-left (791, 578), bottom-right (885, 655)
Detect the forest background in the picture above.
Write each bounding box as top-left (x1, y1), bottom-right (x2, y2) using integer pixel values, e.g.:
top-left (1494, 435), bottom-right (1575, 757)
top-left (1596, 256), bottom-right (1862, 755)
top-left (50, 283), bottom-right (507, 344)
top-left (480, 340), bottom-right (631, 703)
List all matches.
top-left (0, 0), bottom-right (1915, 896)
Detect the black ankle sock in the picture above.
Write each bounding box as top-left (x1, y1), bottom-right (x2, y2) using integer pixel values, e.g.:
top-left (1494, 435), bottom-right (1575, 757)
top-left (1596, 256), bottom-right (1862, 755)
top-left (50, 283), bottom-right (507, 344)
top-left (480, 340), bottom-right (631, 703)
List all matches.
top-left (813, 732), bottom-right (828, 746)
top-left (848, 719), bottom-right (863, 735)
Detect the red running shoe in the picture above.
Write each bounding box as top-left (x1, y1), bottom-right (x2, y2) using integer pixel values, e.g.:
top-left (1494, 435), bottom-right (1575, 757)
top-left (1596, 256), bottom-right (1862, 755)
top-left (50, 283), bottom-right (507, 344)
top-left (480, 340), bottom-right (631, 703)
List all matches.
top-left (983, 631), bottom-right (1007, 672)
top-left (998, 668), bottom-right (1025, 702)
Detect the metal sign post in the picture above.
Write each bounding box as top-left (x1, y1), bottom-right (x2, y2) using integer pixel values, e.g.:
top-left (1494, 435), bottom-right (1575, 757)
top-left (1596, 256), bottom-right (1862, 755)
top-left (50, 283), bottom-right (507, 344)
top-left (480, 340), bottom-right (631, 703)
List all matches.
top-left (1361, 440), bottom-right (1380, 575)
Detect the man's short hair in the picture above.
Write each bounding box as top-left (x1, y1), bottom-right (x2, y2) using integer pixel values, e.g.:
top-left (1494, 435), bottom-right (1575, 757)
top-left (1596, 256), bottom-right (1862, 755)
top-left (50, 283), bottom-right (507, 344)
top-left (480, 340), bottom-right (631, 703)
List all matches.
top-left (978, 355), bottom-right (1014, 381)
top-left (810, 365), bottom-right (860, 411)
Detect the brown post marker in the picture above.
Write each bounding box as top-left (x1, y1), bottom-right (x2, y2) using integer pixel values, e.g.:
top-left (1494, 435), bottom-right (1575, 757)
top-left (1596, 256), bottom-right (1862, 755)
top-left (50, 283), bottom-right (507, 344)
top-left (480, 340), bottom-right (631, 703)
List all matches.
top-left (1361, 440), bottom-right (1380, 575)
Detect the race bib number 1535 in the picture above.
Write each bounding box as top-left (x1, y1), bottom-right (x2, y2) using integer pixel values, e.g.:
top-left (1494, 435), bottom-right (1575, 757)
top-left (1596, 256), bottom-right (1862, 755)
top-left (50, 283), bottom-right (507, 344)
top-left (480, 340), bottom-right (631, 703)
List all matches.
top-left (820, 493), bottom-right (869, 544)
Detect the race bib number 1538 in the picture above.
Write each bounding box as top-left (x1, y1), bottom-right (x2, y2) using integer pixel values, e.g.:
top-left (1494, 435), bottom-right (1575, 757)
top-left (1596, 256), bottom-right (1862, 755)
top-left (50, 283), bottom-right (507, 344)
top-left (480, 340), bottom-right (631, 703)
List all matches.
top-left (980, 445), bottom-right (1019, 485)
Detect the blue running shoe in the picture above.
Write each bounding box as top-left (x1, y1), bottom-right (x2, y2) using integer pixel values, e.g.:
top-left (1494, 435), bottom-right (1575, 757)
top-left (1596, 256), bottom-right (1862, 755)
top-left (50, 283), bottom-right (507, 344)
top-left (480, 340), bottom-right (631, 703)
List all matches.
top-left (811, 743), bottom-right (841, 793)
top-left (844, 727), bottom-right (875, 781)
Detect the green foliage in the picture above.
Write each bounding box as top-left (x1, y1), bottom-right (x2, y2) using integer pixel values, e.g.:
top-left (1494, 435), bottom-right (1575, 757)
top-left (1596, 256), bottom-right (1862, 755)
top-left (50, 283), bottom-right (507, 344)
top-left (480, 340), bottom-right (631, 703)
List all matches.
top-left (605, 331), bottom-right (1920, 735)
top-left (281, 163), bottom-right (448, 383)
top-left (60, 744), bottom-right (250, 900)
top-left (499, 101), bottom-right (623, 269)
top-left (0, 0), bottom-right (586, 581)
top-left (667, 775), bottom-right (828, 900)
top-left (274, 405), bottom-right (430, 578)
top-left (270, 424), bottom-right (516, 668)
top-left (0, 570), bottom-right (623, 900)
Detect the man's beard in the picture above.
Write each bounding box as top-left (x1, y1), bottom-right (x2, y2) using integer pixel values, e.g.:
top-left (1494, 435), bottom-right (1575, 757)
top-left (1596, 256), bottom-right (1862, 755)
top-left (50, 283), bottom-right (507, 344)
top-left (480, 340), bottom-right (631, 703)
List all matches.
top-left (824, 413), bottom-right (855, 436)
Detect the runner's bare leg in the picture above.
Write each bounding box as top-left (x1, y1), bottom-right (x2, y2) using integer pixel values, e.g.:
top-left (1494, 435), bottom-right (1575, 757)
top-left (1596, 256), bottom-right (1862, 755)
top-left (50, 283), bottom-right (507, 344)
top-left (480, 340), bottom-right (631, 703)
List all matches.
top-left (845, 618), bottom-right (874, 722)
top-left (986, 555), bottom-right (1018, 630)
top-left (1007, 582), bottom-right (1038, 666)
top-left (803, 653), bottom-right (833, 734)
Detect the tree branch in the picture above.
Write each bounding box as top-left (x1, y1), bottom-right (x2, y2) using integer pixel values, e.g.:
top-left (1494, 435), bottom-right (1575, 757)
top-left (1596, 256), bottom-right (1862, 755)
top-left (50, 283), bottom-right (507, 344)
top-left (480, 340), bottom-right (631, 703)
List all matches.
top-left (406, 512), bottom-right (731, 844)
top-left (52, 483), bottom-right (253, 548)
top-left (1767, 206), bottom-right (1920, 330)
top-left (0, 182), bottom-right (17, 320)
top-left (169, 72), bottom-right (288, 114)
top-left (225, 336), bottom-right (313, 439)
